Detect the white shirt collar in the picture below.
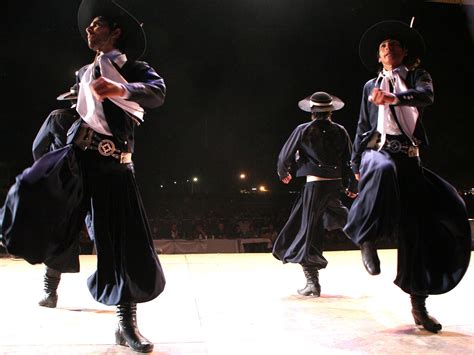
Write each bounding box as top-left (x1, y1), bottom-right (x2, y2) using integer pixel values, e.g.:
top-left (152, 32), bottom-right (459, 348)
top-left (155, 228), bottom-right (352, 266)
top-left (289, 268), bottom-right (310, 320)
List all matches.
top-left (99, 49), bottom-right (127, 68)
top-left (382, 65), bottom-right (408, 81)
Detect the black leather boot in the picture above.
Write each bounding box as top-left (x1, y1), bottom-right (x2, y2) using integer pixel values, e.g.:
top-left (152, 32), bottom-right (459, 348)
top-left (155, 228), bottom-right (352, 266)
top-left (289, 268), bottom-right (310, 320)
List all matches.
top-left (115, 303), bottom-right (154, 353)
top-left (410, 294), bottom-right (442, 333)
top-left (360, 241), bottom-right (380, 275)
top-left (297, 265), bottom-right (321, 297)
top-left (38, 267), bottom-right (61, 308)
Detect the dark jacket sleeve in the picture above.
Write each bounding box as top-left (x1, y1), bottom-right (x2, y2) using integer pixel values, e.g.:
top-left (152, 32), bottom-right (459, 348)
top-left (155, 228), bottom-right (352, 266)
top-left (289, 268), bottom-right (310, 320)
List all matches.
top-left (394, 69), bottom-right (434, 108)
top-left (123, 61), bottom-right (166, 109)
top-left (351, 81), bottom-right (375, 174)
top-left (277, 125), bottom-right (303, 180)
top-left (341, 128), bottom-right (358, 193)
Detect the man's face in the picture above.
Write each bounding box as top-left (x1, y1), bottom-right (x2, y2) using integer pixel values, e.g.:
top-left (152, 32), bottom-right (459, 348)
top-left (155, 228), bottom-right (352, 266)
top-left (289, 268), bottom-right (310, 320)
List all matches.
top-left (378, 39), bottom-right (407, 70)
top-left (86, 17), bottom-right (121, 53)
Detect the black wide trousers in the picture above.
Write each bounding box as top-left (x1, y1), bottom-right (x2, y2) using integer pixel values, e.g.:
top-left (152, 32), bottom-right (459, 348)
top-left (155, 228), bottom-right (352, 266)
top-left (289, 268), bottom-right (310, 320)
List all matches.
top-left (1, 146), bottom-right (165, 305)
top-left (273, 180), bottom-right (348, 269)
top-left (344, 149), bottom-right (471, 295)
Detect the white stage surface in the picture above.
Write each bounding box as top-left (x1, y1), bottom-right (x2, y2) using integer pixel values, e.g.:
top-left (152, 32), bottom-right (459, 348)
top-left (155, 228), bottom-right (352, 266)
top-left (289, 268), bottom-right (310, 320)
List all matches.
top-left (0, 250), bottom-right (472, 354)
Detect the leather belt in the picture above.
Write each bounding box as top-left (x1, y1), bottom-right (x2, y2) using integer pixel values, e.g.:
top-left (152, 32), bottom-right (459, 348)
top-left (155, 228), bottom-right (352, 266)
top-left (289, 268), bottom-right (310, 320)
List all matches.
top-left (382, 137), bottom-right (419, 157)
top-left (73, 125), bottom-right (132, 164)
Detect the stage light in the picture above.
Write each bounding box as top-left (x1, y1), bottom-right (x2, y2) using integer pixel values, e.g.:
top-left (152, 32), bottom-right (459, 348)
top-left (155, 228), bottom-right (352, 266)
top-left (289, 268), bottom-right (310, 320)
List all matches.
top-left (191, 177), bottom-right (199, 194)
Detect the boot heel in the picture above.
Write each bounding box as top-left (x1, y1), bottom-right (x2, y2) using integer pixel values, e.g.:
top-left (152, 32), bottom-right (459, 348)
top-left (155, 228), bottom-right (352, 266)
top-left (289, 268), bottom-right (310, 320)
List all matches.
top-left (115, 327), bottom-right (126, 346)
top-left (297, 288), bottom-right (312, 296)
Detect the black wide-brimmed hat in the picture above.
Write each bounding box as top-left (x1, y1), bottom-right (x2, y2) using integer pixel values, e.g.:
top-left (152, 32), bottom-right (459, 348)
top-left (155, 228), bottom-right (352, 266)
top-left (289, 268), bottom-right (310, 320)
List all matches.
top-left (298, 91), bottom-right (344, 112)
top-left (56, 83), bottom-right (79, 101)
top-left (77, 0), bottom-right (146, 60)
top-left (359, 20), bottom-right (425, 72)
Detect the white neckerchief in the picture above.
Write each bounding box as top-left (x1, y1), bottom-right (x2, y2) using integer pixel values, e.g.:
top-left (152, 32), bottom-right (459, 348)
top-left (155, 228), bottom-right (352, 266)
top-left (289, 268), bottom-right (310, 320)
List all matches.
top-left (376, 66), bottom-right (419, 148)
top-left (76, 50), bottom-right (145, 135)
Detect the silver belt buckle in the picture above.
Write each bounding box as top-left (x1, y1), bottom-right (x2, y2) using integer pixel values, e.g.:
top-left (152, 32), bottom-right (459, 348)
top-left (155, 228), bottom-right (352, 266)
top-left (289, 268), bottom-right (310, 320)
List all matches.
top-left (97, 139), bottom-right (116, 156)
top-left (386, 139), bottom-right (402, 153)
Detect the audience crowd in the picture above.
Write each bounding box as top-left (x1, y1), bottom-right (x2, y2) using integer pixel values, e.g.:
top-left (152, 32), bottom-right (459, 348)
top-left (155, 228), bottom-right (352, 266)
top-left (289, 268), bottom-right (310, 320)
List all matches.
top-left (1, 190), bottom-right (422, 256)
top-left (147, 194), bottom-right (288, 242)
top-left (144, 192), bottom-right (367, 251)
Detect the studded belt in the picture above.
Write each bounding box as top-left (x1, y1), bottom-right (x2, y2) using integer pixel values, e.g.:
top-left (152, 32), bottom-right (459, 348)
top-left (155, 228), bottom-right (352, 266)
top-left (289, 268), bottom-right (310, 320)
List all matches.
top-left (382, 137), bottom-right (419, 157)
top-left (73, 125), bottom-right (132, 164)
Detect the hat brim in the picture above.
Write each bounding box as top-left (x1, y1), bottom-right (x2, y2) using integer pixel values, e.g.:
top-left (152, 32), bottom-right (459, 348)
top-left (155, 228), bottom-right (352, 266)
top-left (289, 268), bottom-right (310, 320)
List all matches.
top-left (77, 0), bottom-right (146, 61)
top-left (57, 83), bottom-right (79, 101)
top-left (359, 20), bottom-right (425, 73)
top-left (298, 95), bottom-right (344, 112)
top-left (57, 92), bottom-right (78, 101)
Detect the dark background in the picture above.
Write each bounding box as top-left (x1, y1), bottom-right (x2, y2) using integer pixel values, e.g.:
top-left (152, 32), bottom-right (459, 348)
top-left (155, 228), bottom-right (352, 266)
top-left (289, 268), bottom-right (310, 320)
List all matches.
top-left (1, 1), bottom-right (473, 210)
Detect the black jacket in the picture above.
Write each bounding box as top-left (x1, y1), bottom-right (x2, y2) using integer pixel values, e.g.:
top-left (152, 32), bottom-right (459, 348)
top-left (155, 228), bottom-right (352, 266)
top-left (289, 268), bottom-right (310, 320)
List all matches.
top-left (277, 118), bottom-right (357, 191)
top-left (351, 68), bottom-right (434, 173)
top-left (67, 59), bottom-right (166, 153)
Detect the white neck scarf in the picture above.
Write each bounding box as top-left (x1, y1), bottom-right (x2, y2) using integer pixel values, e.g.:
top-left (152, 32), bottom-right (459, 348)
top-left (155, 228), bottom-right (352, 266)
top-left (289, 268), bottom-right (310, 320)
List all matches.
top-left (76, 52), bottom-right (145, 135)
top-left (376, 66), bottom-right (419, 148)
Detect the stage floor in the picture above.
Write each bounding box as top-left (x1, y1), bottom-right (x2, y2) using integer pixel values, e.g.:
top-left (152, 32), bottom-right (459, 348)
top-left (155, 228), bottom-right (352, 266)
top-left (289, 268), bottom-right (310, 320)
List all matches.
top-left (0, 250), bottom-right (472, 354)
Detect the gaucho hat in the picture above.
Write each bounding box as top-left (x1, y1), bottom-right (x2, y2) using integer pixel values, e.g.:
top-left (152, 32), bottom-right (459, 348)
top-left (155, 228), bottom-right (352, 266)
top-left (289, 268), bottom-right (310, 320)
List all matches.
top-left (298, 91), bottom-right (344, 113)
top-left (77, 0), bottom-right (146, 60)
top-left (359, 20), bottom-right (425, 72)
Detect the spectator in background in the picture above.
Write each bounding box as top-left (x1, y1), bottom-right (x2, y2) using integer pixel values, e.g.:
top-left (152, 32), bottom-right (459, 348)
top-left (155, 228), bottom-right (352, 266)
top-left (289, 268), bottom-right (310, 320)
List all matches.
top-left (193, 221), bottom-right (209, 240)
top-left (213, 221), bottom-right (227, 239)
top-left (170, 222), bottom-right (180, 239)
top-left (150, 222), bottom-right (160, 240)
top-left (244, 223), bottom-right (258, 239)
top-left (237, 218), bottom-right (251, 236)
top-left (260, 223), bottom-right (278, 243)
top-left (230, 224), bottom-right (244, 239)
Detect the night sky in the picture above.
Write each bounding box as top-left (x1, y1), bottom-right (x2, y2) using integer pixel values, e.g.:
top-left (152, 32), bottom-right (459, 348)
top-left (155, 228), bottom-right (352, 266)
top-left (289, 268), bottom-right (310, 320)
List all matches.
top-left (1, 1), bottom-right (473, 204)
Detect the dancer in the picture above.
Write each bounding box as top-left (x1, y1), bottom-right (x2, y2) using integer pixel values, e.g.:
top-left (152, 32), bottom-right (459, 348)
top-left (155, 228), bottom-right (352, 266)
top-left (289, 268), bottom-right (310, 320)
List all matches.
top-left (1, 0), bottom-right (166, 352)
top-left (344, 20), bottom-right (471, 333)
top-left (273, 91), bottom-right (357, 297)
